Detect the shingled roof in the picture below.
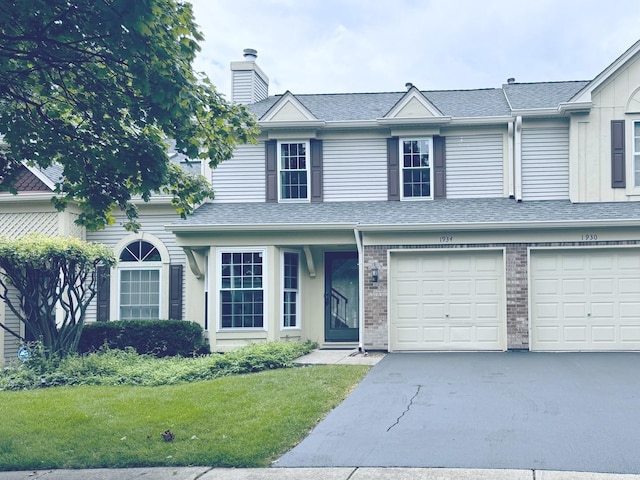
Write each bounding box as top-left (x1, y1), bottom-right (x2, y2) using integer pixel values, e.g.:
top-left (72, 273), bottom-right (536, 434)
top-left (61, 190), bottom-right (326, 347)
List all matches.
top-left (170, 198), bottom-right (640, 231)
top-left (248, 81), bottom-right (588, 121)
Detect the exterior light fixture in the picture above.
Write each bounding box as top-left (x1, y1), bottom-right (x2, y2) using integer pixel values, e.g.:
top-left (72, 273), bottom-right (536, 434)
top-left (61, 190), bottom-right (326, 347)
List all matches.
top-left (371, 264), bottom-right (379, 283)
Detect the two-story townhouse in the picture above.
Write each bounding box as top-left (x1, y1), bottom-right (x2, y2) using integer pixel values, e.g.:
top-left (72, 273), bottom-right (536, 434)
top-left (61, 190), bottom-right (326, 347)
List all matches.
top-left (168, 41), bottom-right (640, 354)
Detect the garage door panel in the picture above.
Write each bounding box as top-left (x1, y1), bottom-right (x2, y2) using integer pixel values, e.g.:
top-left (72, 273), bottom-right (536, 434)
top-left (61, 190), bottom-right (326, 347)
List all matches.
top-left (423, 326), bottom-right (446, 343)
top-left (535, 279), bottom-right (559, 295)
top-left (563, 326), bottom-right (587, 342)
top-left (390, 250), bottom-right (505, 351)
top-left (620, 326), bottom-right (640, 342)
top-left (563, 303), bottom-right (586, 318)
top-left (563, 278), bottom-right (587, 295)
top-left (449, 279), bottom-right (472, 295)
top-left (477, 326), bottom-right (500, 342)
top-left (531, 248), bottom-right (640, 351)
top-left (620, 279), bottom-right (640, 294)
top-left (476, 279), bottom-right (499, 295)
top-left (396, 303), bottom-right (420, 319)
top-left (592, 326), bottom-right (615, 342)
top-left (476, 303), bottom-right (499, 318)
top-left (591, 302), bottom-right (615, 318)
top-left (396, 280), bottom-right (419, 296)
top-left (620, 302), bottom-right (640, 318)
top-left (423, 303), bottom-right (445, 318)
top-left (591, 278), bottom-right (615, 295)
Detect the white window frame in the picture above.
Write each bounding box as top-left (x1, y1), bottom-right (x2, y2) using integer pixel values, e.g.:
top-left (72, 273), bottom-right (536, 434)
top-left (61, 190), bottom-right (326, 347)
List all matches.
top-left (216, 247), bottom-right (268, 331)
top-left (400, 137), bottom-right (434, 200)
top-left (112, 234), bottom-right (171, 321)
top-left (278, 140), bottom-right (310, 202)
top-left (633, 120), bottom-right (640, 189)
top-left (118, 266), bottom-right (162, 320)
top-left (281, 250), bottom-right (301, 330)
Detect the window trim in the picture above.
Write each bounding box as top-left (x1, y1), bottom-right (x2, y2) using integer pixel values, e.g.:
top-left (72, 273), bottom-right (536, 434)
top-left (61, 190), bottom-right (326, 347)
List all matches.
top-left (281, 250), bottom-right (301, 330)
top-left (117, 265), bottom-right (162, 321)
top-left (216, 247), bottom-right (268, 332)
top-left (399, 137), bottom-right (434, 201)
top-left (277, 140), bottom-right (311, 203)
top-left (633, 120), bottom-right (640, 189)
top-left (111, 233), bottom-right (171, 321)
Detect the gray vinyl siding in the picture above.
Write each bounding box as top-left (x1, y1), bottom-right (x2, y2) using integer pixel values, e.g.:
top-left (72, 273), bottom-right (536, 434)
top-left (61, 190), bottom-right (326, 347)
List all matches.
top-left (323, 138), bottom-right (388, 201)
top-left (85, 214), bottom-right (187, 322)
top-left (521, 126), bottom-right (570, 200)
top-left (211, 143), bottom-right (265, 202)
top-left (232, 70), bottom-right (267, 104)
top-left (446, 134), bottom-right (504, 199)
top-left (231, 70), bottom-right (253, 104)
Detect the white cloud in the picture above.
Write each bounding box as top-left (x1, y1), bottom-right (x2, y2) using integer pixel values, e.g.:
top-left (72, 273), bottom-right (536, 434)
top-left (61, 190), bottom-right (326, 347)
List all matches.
top-left (189, 0), bottom-right (640, 98)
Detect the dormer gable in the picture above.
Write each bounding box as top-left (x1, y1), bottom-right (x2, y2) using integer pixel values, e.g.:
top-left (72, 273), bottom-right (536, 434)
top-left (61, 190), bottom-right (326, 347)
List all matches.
top-left (384, 86), bottom-right (444, 119)
top-left (568, 39), bottom-right (640, 106)
top-left (260, 91), bottom-right (318, 122)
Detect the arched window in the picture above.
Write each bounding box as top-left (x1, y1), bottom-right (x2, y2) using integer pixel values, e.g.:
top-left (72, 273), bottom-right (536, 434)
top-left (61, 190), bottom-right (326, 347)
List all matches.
top-left (118, 240), bottom-right (161, 320)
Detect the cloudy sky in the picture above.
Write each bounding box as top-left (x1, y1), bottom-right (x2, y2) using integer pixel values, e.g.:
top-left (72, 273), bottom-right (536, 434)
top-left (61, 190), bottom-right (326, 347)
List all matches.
top-left (189, 0), bottom-right (640, 99)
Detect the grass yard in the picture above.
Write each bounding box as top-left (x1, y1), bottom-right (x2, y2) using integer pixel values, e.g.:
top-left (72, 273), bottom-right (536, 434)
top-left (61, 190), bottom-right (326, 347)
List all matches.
top-left (0, 364), bottom-right (369, 470)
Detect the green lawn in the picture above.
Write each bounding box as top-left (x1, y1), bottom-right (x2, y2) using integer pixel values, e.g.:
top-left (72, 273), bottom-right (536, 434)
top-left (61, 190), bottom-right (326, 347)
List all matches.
top-left (0, 365), bottom-right (369, 470)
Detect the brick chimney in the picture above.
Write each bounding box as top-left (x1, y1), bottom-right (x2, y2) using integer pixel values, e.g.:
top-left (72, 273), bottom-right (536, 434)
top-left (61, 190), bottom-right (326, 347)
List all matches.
top-left (230, 48), bottom-right (269, 104)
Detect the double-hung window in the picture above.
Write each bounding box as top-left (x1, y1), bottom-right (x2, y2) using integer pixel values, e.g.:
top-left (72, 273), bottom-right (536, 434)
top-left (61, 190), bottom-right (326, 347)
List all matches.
top-left (282, 251), bottom-right (300, 328)
top-left (219, 249), bottom-right (265, 329)
top-left (118, 240), bottom-right (161, 320)
top-left (279, 141), bottom-right (309, 201)
top-left (401, 138), bottom-right (433, 199)
top-left (634, 121), bottom-right (640, 187)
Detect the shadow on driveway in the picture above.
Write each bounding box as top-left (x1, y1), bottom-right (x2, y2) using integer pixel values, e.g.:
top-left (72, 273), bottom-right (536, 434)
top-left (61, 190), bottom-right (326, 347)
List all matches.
top-left (276, 352), bottom-right (640, 474)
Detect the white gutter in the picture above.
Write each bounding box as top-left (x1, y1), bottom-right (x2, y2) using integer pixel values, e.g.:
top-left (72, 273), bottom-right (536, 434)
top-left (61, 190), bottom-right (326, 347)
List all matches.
top-left (353, 227), bottom-right (365, 353)
top-left (167, 222), bottom-right (357, 233)
top-left (355, 218), bottom-right (640, 232)
top-left (514, 116), bottom-right (523, 201)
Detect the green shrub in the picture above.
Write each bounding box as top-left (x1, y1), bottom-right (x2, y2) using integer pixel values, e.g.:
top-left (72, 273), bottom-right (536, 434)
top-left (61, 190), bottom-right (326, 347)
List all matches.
top-left (78, 320), bottom-right (210, 357)
top-left (0, 340), bottom-right (316, 390)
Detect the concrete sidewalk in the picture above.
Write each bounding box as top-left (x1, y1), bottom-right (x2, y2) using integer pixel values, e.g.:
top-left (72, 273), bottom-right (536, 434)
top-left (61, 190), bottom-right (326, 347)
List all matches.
top-left (0, 467), bottom-right (639, 479)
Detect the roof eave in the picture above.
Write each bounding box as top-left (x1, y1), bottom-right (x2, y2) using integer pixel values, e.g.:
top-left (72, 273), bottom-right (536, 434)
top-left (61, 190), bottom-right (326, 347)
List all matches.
top-left (376, 117), bottom-right (452, 126)
top-left (357, 218), bottom-right (640, 232)
top-left (448, 115), bottom-right (514, 126)
top-left (258, 120), bottom-right (327, 129)
top-left (167, 222), bottom-right (358, 233)
top-left (510, 107), bottom-right (563, 118)
top-left (558, 101), bottom-right (593, 114)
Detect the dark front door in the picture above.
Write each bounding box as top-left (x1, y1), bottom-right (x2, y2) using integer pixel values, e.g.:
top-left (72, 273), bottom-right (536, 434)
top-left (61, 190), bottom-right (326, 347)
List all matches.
top-left (325, 251), bottom-right (359, 342)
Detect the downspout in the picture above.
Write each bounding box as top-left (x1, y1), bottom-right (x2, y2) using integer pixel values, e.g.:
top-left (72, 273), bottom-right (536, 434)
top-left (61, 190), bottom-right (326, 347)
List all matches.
top-left (508, 121), bottom-right (515, 198)
top-left (514, 116), bottom-right (523, 201)
top-left (353, 227), bottom-right (365, 353)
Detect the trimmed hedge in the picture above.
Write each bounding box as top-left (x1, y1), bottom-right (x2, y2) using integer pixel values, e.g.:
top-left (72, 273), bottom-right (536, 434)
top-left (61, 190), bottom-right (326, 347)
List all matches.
top-left (78, 320), bottom-right (210, 357)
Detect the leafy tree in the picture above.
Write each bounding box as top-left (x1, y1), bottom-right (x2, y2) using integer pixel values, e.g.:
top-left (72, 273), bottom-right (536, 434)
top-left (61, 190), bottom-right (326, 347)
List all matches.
top-left (0, 233), bottom-right (116, 358)
top-left (0, 0), bottom-right (258, 231)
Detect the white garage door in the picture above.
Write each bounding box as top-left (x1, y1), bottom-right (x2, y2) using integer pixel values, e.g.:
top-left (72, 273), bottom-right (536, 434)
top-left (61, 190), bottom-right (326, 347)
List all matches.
top-left (530, 248), bottom-right (640, 351)
top-left (389, 250), bottom-right (506, 351)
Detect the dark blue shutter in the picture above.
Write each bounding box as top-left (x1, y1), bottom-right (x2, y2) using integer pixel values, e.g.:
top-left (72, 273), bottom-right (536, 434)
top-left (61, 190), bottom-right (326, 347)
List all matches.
top-left (433, 135), bottom-right (446, 199)
top-left (265, 140), bottom-right (278, 202)
top-left (387, 137), bottom-right (400, 201)
top-left (611, 120), bottom-right (626, 188)
top-left (310, 139), bottom-right (323, 202)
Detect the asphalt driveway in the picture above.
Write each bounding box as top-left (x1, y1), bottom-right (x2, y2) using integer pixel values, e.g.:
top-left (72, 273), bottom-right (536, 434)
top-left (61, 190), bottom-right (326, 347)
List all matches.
top-left (276, 352), bottom-right (640, 474)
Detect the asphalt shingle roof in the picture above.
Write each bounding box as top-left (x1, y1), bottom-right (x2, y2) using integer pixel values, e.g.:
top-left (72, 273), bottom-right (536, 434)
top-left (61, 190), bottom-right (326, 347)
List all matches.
top-left (502, 81), bottom-right (589, 110)
top-left (248, 81), bottom-right (589, 122)
top-left (171, 199), bottom-right (640, 231)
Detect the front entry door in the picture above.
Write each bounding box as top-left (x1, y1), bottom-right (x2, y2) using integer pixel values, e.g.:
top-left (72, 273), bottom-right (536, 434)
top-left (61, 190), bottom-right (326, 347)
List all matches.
top-left (325, 251), bottom-right (359, 342)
